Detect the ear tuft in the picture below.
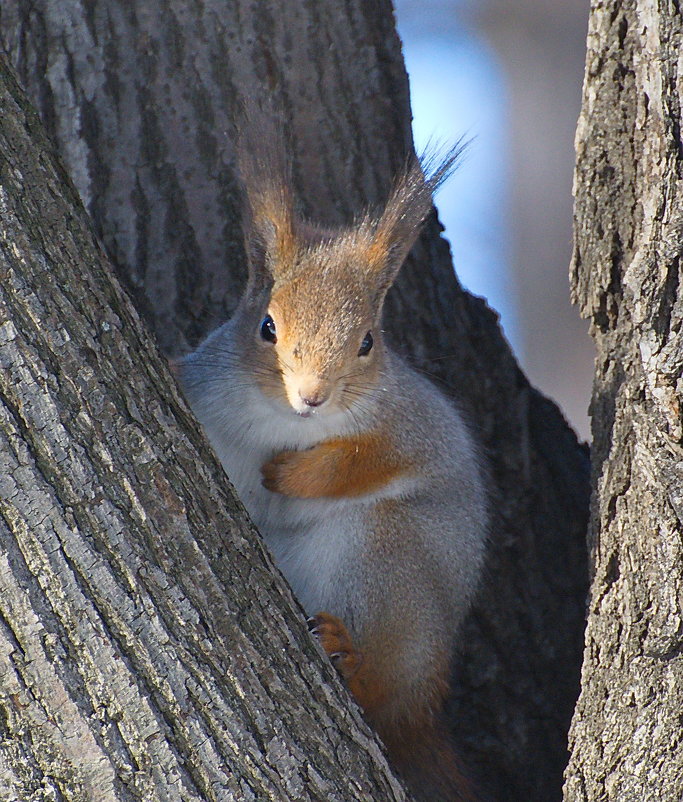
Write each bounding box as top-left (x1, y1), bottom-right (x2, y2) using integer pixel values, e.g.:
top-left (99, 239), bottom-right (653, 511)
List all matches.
top-left (235, 105), bottom-right (300, 289)
top-left (361, 139), bottom-right (469, 292)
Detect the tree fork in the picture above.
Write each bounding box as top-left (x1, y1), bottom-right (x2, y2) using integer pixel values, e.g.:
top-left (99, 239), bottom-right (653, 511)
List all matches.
top-left (1, 1), bottom-right (591, 798)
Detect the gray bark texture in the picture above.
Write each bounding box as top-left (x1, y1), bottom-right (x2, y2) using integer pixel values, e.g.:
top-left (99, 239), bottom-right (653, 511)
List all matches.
top-left (565, 2), bottom-right (683, 801)
top-left (0, 59), bottom-right (408, 802)
top-left (1, 1), bottom-right (591, 800)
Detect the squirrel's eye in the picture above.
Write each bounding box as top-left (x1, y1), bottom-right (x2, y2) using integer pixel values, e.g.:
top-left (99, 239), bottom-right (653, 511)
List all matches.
top-left (260, 315), bottom-right (277, 343)
top-left (358, 331), bottom-right (373, 356)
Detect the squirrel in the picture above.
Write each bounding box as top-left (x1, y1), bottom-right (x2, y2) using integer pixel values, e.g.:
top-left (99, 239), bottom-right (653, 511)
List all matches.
top-left (178, 121), bottom-right (489, 801)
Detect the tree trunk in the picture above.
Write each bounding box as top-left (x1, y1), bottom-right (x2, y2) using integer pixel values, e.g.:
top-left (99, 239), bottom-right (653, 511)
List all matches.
top-left (1, 2), bottom-right (590, 799)
top-left (566, 2), bottom-right (683, 800)
top-left (0, 58), bottom-right (407, 802)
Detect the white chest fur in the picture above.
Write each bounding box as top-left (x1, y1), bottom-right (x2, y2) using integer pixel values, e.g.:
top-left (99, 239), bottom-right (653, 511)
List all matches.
top-left (196, 382), bottom-right (366, 615)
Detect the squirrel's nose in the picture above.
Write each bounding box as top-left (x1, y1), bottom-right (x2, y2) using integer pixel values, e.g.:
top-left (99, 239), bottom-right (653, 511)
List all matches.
top-left (299, 390), bottom-right (326, 407)
top-left (286, 375), bottom-right (331, 414)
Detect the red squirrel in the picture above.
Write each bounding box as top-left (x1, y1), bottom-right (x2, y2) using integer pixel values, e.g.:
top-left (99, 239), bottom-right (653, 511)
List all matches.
top-left (178, 122), bottom-right (489, 801)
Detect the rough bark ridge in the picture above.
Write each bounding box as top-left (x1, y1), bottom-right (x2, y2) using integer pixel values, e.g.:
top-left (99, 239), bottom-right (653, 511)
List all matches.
top-left (0, 59), bottom-right (407, 802)
top-left (566, 2), bottom-right (683, 799)
top-left (1, 2), bottom-right (590, 799)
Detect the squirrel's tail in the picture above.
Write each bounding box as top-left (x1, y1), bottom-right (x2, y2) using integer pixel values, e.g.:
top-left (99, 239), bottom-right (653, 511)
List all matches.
top-left (382, 716), bottom-right (487, 802)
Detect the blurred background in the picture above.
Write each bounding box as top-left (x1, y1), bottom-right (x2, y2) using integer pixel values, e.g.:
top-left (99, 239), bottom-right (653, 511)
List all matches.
top-left (394, 0), bottom-right (592, 440)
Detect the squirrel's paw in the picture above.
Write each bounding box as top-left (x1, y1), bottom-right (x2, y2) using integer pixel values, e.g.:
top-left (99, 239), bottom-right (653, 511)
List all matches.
top-left (261, 449), bottom-right (320, 498)
top-left (261, 449), bottom-right (306, 496)
top-left (308, 612), bottom-right (363, 680)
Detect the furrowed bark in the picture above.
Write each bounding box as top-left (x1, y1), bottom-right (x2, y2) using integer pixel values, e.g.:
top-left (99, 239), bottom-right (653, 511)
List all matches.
top-left (0, 56), bottom-right (407, 802)
top-left (566, 2), bottom-right (683, 799)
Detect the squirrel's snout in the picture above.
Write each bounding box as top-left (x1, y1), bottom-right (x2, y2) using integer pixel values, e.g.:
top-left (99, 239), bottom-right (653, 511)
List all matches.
top-left (284, 374), bottom-right (332, 415)
top-left (299, 390), bottom-right (326, 408)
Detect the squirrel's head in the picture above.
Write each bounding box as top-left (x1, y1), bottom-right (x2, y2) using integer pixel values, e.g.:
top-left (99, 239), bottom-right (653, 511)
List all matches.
top-left (253, 239), bottom-right (383, 417)
top-left (236, 126), bottom-right (463, 418)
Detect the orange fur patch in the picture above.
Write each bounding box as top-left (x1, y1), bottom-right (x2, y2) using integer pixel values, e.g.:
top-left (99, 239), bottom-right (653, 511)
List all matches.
top-left (311, 612), bottom-right (392, 718)
top-left (312, 611), bottom-right (478, 799)
top-left (364, 230), bottom-right (390, 272)
top-left (312, 613), bottom-right (452, 726)
top-left (254, 188), bottom-right (298, 268)
top-left (261, 432), bottom-right (406, 498)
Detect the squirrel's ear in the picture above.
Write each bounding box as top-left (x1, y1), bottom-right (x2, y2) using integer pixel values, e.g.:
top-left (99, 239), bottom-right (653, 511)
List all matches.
top-left (240, 179), bottom-right (298, 289)
top-left (361, 142), bottom-right (468, 296)
top-left (235, 111), bottom-right (299, 291)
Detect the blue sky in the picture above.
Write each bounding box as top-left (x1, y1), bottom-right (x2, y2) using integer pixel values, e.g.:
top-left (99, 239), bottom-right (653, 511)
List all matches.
top-left (396, 13), bottom-right (521, 351)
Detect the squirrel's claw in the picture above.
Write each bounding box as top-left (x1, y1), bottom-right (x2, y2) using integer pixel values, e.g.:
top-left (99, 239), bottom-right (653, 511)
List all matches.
top-left (309, 611), bottom-right (362, 680)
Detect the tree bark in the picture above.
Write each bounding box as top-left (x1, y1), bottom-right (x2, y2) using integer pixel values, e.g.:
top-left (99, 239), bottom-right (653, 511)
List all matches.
top-left (1, 2), bottom-right (591, 799)
top-left (566, 2), bottom-right (683, 800)
top-left (0, 58), bottom-right (408, 802)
